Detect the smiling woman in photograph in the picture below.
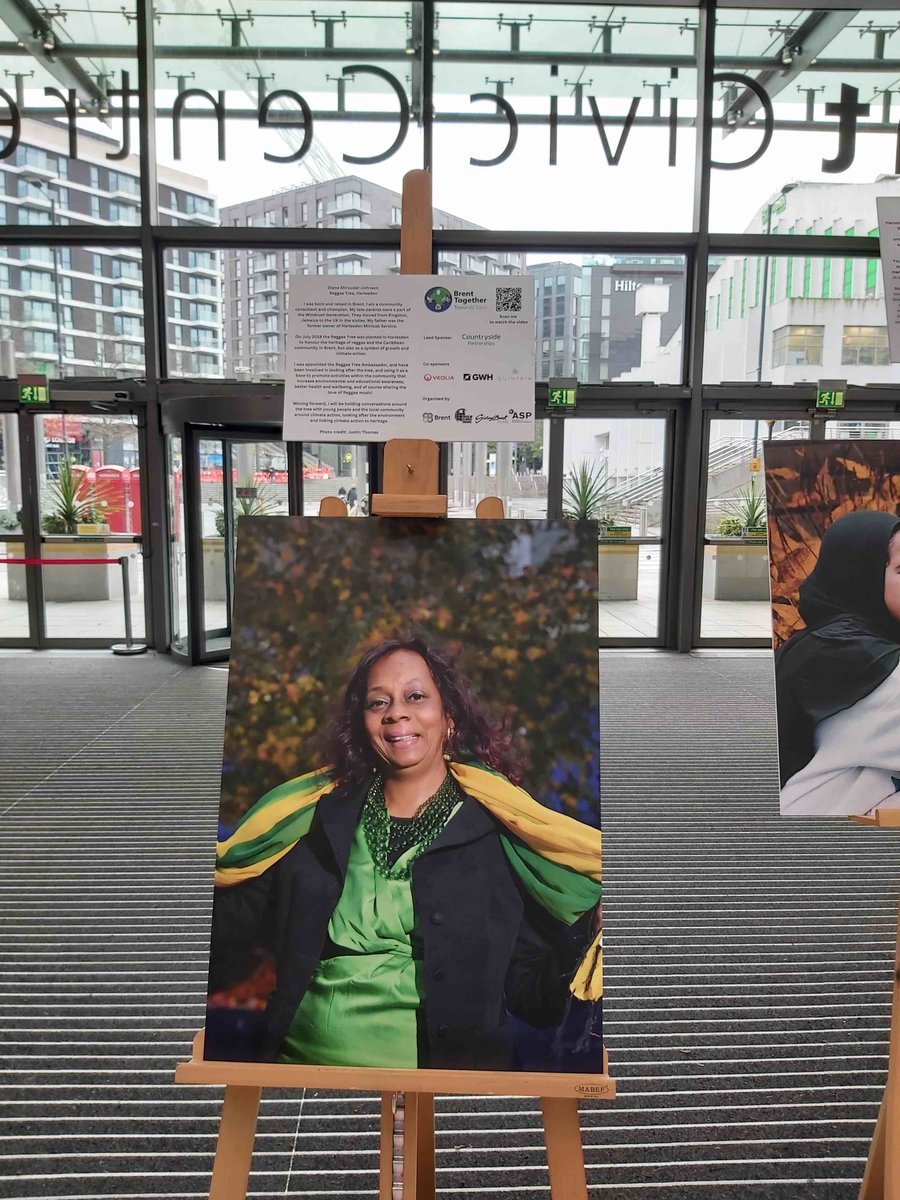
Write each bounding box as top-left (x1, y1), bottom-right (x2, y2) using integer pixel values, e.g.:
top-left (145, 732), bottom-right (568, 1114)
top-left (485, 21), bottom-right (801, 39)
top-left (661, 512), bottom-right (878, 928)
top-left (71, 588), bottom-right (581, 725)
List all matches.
top-left (207, 636), bottom-right (602, 1071)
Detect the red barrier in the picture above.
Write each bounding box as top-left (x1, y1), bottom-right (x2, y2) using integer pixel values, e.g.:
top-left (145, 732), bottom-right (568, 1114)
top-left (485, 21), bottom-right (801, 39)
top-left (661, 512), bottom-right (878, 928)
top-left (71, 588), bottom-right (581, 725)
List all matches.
top-left (0, 553), bottom-right (145, 654)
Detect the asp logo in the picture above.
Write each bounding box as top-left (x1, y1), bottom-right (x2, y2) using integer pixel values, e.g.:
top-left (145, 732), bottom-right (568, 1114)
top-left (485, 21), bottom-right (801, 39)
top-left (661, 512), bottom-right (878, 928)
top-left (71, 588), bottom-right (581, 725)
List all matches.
top-left (463, 372), bottom-right (494, 382)
top-left (454, 408), bottom-right (473, 424)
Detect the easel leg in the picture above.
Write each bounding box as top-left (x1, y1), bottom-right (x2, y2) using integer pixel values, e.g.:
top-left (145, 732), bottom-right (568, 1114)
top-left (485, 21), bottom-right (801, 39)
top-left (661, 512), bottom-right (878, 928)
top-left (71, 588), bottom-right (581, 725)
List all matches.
top-left (403, 1092), bottom-right (435, 1200)
top-left (884, 906), bottom-right (900, 1200)
top-left (860, 901), bottom-right (900, 1200)
top-left (379, 1093), bottom-right (394, 1200)
top-left (209, 1085), bottom-right (261, 1200)
top-left (860, 1095), bottom-right (886, 1200)
top-left (542, 1097), bottom-right (588, 1200)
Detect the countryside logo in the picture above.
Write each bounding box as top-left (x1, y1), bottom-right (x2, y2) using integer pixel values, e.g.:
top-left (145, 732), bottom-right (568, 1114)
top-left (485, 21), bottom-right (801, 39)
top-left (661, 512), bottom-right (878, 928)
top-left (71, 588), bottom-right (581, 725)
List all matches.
top-left (463, 372), bottom-right (494, 381)
top-left (424, 286), bottom-right (453, 313)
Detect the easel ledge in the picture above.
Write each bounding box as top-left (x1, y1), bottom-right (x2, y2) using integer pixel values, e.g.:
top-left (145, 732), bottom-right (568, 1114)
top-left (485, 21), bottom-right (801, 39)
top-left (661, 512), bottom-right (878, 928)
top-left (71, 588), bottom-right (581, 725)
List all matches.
top-left (176, 1029), bottom-right (614, 1099)
top-left (851, 809), bottom-right (900, 827)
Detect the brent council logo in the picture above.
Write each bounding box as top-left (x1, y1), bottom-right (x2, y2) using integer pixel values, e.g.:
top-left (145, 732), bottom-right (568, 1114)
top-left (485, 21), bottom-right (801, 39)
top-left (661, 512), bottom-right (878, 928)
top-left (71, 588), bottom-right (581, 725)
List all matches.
top-left (424, 286), bottom-right (453, 313)
top-left (423, 412), bottom-right (434, 423)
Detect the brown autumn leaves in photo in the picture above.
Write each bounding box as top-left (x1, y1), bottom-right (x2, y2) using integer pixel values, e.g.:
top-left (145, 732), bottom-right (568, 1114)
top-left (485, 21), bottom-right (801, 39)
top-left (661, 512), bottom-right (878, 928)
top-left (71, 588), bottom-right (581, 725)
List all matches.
top-left (765, 441), bottom-right (900, 649)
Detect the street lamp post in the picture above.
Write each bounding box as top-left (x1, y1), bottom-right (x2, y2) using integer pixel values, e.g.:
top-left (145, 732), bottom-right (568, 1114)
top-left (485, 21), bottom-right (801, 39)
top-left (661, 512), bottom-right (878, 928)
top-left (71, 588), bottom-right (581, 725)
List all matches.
top-left (23, 176), bottom-right (64, 377)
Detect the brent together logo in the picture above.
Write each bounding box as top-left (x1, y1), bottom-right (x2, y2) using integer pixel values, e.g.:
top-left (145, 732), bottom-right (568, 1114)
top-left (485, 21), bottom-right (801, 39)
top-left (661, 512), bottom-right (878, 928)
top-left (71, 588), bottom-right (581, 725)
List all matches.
top-left (424, 286), bottom-right (453, 313)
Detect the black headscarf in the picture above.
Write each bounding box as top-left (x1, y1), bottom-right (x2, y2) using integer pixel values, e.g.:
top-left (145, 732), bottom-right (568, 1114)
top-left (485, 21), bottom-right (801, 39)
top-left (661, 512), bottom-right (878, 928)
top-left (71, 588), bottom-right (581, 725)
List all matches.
top-left (774, 510), bottom-right (900, 786)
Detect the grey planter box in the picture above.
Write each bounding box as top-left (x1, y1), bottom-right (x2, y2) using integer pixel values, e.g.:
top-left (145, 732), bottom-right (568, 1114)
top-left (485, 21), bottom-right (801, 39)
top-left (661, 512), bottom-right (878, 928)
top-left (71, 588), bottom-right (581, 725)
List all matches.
top-left (598, 540), bottom-right (639, 601)
top-left (703, 542), bottom-right (770, 601)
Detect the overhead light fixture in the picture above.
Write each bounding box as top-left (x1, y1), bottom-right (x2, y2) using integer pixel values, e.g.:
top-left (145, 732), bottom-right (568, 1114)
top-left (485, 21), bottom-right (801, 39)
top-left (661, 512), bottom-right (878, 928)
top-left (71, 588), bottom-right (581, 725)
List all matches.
top-left (780, 43), bottom-right (802, 67)
top-left (405, 36), bottom-right (416, 54)
top-left (40, 28), bottom-right (55, 53)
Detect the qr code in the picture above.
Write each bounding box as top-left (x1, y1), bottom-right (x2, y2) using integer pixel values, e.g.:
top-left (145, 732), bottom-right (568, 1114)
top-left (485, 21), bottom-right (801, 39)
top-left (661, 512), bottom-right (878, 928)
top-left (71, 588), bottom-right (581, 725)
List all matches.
top-left (496, 287), bottom-right (523, 312)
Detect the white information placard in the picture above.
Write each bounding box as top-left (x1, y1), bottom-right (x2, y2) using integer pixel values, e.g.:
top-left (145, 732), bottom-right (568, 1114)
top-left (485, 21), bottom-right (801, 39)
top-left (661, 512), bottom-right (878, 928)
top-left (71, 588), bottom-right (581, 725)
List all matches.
top-left (283, 275), bottom-right (535, 441)
top-left (877, 196), bottom-right (900, 362)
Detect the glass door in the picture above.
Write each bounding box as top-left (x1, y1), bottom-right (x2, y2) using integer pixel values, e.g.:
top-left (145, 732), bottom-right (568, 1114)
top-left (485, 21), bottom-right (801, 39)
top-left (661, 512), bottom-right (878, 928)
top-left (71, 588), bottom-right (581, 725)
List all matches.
top-left (173, 428), bottom-right (371, 662)
top-left (699, 416), bottom-right (809, 644)
top-left (181, 427), bottom-right (289, 662)
top-left (1, 405), bottom-right (146, 649)
top-left (0, 409), bottom-right (28, 642)
top-left (563, 414), bottom-right (673, 645)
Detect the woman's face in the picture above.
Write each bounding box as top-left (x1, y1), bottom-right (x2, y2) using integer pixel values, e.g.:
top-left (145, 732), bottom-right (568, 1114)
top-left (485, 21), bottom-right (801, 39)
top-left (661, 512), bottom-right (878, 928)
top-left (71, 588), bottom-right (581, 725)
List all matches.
top-left (363, 650), bottom-right (451, 777)
top-left (884, 534), bottom-right (900, 621)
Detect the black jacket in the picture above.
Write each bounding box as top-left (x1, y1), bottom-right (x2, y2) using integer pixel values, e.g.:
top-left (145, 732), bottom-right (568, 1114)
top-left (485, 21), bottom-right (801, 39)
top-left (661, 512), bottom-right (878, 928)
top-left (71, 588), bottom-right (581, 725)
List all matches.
top-left (207, 784), bottom-right (589, 1068)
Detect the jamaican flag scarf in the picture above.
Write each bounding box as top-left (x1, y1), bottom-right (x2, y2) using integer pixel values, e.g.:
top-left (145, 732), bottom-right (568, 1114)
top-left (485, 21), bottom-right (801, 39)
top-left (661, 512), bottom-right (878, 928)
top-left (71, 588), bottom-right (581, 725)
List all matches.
top-left (215, 760), bottom-right (603, 1002)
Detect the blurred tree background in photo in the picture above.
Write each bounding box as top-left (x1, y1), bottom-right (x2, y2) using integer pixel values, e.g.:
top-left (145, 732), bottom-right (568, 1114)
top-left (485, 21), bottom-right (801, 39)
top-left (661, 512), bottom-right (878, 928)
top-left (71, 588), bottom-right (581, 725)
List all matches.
top-left (218, 518), bottom-right (599, 831)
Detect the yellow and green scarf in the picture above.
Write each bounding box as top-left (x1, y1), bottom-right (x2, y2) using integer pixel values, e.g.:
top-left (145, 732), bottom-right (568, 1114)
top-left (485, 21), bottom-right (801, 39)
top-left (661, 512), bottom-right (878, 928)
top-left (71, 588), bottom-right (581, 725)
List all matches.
top-left (215, 760), bottom-right (603, 1001)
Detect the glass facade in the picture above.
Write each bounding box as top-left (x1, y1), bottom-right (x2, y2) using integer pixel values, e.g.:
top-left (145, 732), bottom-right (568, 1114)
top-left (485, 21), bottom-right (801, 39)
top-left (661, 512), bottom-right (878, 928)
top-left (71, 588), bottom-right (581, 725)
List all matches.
top-left (0, 0), bottom-right (898, 655)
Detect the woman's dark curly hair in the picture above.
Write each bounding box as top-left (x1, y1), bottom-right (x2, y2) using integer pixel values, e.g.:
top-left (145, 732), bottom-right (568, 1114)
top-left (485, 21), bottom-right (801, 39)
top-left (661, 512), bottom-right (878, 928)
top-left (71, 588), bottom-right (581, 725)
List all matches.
top-left (326, 637), bottom-right (520, 793)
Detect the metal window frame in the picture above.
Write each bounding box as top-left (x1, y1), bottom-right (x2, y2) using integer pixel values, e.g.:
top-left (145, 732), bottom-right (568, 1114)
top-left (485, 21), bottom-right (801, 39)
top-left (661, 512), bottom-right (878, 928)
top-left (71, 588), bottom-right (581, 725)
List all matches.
top-left (0, 0), bottom-right (898, 655)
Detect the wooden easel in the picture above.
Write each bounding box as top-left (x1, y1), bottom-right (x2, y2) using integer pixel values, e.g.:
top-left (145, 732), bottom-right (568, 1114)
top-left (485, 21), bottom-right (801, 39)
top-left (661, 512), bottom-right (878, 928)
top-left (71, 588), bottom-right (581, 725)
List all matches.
top-left (855, 808), bottom-right (900, 1200)
top-left (175, 168), bottom-right (613, 1198)
top-left (176, 431), bottom-right (614, 1197)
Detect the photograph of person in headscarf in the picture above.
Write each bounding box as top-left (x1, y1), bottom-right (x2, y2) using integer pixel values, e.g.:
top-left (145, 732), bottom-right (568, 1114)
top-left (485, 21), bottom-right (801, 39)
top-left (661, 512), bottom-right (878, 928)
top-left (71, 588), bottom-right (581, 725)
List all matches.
top-left (205, 517), bottom-right (603, 1073)
top-left (765, 441), bottom-right (900, 818)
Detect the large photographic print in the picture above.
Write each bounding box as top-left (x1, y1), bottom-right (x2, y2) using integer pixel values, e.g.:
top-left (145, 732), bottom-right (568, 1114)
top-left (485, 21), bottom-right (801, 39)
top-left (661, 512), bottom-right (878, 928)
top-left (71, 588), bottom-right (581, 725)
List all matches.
top-left (766, 441), bottom-right (900, 819)
top-left (205, 518), bottom-right (602, 1074)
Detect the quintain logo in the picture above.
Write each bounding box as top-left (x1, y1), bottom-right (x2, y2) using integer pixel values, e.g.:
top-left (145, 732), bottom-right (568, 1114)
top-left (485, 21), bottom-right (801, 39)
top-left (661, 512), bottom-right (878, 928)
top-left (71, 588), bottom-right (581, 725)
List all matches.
top-left (454, 408), bottom-right (473, 424)
top-left (424, 286), bottom-right (453, 313)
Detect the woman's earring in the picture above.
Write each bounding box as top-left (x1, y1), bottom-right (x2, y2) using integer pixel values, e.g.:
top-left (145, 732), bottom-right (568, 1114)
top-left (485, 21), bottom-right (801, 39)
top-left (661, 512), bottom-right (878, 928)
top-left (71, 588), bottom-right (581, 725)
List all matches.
top-left (443, 726), bottom-right (454, 760)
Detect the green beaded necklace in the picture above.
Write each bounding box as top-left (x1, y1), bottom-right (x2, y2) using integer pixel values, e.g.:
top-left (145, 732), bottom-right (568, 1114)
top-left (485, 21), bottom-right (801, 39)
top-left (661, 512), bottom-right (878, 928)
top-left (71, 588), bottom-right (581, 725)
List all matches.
top-left (362, 772), bottom-right (461, 881)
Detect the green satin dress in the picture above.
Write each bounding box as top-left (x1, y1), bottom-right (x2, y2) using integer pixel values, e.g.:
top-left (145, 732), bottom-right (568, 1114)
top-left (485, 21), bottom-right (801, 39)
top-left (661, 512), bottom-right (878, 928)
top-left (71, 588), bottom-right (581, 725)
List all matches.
top-left (278, 815), bottom-right (448, 1068)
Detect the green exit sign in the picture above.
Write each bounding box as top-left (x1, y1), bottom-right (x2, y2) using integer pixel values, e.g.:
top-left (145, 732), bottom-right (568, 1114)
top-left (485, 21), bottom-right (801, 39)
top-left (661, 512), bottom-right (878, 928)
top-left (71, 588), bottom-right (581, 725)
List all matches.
top-left (548, 377), bottom-right (577, 410)
top-left (548, 387), bottom-right (576, 408)
top-left (816, 379), bottom-right (846, 410)
top-left (18, 374), bottom-right (48, 405)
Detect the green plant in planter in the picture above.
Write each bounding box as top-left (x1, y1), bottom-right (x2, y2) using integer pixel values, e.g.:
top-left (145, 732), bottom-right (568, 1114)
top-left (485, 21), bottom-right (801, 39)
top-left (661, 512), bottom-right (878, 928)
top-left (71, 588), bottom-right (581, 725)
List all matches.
top-left (213, 479), bottom-right (281, 537)
top-left (41, 458), bottom-right (109, 535)
top-left (715, 514), bottom-right (744, 537)
top-left (724, 477), bottom-right (768, 535)
top-left (0, 510), bottom-right (20, 532)
top-left (562, 459), bottom-right (615, 523)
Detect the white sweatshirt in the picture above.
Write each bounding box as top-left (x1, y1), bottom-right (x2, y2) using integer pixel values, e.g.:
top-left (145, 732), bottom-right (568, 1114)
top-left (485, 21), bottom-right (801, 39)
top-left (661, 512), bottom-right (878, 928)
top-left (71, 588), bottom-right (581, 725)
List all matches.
top-left (780, 664), bottom-right (900, 817)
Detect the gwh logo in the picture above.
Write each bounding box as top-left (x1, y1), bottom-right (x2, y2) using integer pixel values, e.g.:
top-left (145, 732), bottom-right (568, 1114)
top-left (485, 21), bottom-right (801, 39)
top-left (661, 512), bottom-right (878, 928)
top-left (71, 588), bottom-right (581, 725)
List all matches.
top-left (463, 372), bottom-right (494, 381)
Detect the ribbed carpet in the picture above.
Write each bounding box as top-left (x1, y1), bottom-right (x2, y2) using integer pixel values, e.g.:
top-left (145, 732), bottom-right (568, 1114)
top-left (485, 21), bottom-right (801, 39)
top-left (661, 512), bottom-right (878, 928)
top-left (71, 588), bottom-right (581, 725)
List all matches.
top-left (0, 650), bottom-right (896, 1199)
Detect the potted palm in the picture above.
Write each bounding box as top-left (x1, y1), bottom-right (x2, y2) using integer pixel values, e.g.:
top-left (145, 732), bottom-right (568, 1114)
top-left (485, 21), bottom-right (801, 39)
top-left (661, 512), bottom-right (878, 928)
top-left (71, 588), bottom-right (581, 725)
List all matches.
top-left (6, 459), bottom-right (117, 601)
top-left (564, 459), bottom-right (639, 602)
top-left (563, 459), bottom-right (615, 527)
top-left (706, 478), bottom-right (770, 601)
top-left (205, 480), bottom-right (283, 601)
